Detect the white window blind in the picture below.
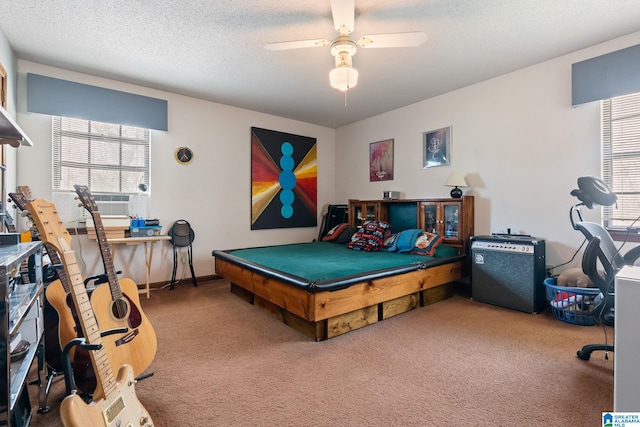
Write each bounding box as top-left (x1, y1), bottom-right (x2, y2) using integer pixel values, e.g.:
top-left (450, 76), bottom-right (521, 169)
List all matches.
top-left (602, 92), bottom-right (640, 229)
top-left (52, 117), bottom-right (150, 194)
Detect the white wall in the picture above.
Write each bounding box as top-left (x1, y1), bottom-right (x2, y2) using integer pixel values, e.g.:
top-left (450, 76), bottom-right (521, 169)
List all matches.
top-left (0, 28), bottom-right (19, 210)
top-left (10, 30), bottom-right (640, 282)
top-left (335, 31), bottom-right (640, 271)
top-left (15, 62), bottom-right (335, 285)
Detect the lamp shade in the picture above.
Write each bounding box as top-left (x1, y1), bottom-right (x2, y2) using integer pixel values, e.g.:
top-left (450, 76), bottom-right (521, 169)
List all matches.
top-left (445, 172), bottom-right (467, 188)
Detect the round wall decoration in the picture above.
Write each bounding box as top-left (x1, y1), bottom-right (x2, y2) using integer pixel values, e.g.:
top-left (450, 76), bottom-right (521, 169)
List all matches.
top-left (175, 146), bottom-right (193, 164)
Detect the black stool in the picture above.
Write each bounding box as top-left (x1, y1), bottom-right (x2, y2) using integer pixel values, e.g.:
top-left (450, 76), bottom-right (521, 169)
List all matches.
top-left (168, 219), bottom-right (197, 290)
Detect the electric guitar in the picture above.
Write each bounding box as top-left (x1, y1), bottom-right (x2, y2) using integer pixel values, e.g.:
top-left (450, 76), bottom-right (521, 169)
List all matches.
top-left (25, 198), bottom-right (153, 427)
top-left (8, 191), bottom-right (81, 373)
top-left (73, 185), bottom-right (157, 387)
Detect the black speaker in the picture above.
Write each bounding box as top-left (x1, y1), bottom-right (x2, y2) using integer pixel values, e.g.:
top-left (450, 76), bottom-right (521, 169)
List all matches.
top-left (471, 235), bottom-right (546, 313)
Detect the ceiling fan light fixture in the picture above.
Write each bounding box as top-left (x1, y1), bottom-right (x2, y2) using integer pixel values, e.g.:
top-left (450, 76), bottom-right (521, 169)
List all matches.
top-left (329, 66), bottom-right (358, 91)
top-left (329, 51), bottom-right (358, 91)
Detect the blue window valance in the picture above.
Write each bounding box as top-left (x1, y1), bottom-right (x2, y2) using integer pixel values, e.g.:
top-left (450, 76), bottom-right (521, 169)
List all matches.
top-left (572, 43), bottom-right (640, 106)
top-left (27, 73), bottom-right (168, 131)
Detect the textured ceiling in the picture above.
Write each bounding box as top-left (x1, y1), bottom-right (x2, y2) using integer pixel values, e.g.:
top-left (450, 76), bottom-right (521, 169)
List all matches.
top-left (2, 1), bottom-right (640, 128)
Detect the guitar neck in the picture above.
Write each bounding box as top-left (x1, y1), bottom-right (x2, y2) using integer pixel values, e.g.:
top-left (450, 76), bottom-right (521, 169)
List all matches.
top-left (43, 243), bottom-right (73, 293)
top-left (89, 212), bottom-right (124, 300)
top-left (57, 241), bottom-right (118, 397)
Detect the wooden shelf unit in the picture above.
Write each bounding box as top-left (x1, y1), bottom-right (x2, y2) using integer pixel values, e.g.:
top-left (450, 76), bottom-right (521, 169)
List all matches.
top-left (348, 196), bottom-right (474, 254)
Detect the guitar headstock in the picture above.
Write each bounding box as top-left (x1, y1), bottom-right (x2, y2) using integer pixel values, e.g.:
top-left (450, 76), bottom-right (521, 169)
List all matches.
top-left (73, 185), bottom-right (99, 215)
top-left (9, 191), bottom-right (42, 240)
top-left (16, 186), bottom-right (32, 200)
top-left (25, 199), bottom-right (73, 255)
top-left (8, 192), bottom-right (30, 211)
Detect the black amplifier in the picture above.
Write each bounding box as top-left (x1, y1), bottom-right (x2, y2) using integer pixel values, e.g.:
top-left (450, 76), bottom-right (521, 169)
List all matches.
top-left (470, 234), bottom-right (546, 313)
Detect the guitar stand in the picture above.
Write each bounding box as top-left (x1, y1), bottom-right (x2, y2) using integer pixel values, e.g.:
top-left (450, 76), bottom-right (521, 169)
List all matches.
top-left (170, 245), bottom-right (196, 290)
top-left (84, 271), bottom-right (122, 288)
top-left (31, 340), bottom-right (57, 414)
top-left (168, 220), bottom-right (197, 290)
top-left (35, 368), bottom-right (60, 414)
top-left (61, 327), bottom-right (128, 397)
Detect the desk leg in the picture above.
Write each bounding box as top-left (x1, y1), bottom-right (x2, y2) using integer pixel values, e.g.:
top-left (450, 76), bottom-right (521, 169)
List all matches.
top-left (142, 242), bottom-right (154, 299)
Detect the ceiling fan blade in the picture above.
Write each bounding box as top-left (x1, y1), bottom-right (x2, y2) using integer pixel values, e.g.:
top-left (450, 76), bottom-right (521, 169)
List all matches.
top-left (330, 0), bottom-right (355, 35)
top-left (357, 32), bottom-right (428, 48)
top-left (265, 39), bottom-right (330, 51)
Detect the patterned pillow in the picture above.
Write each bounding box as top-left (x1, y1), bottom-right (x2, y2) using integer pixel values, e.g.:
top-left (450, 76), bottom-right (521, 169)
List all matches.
top-left (322, 223), bottom-right (350, 241)
top-left (348, 220), bottom-right (392, 252)
top-left (411, 232), bottom-right (445, 256)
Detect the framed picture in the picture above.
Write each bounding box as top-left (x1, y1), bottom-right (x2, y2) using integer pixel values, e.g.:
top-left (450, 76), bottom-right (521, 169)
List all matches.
top-left (370, 139), bottom-right (394, 181)
top-left (423, 126), bottom-right (451, 168)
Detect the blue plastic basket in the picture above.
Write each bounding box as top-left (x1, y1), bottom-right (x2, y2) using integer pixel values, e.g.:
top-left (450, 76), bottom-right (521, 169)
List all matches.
top-left (543, 277), bottom-right (602, 326)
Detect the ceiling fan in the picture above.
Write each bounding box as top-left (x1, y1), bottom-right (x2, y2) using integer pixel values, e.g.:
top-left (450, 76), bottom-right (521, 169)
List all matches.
top-left (265, 0), bottom-right (427, 92)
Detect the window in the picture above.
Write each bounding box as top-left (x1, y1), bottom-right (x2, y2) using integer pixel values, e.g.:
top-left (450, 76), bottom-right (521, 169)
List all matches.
top-left (602, 92), bottom-right (640, 231)
top-left (53, 117), bottom-right (150, 194)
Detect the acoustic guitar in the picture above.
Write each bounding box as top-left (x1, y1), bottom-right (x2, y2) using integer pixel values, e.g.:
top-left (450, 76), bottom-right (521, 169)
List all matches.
top-left (8, 191), bottom-right (81, 374)
top-left (25, 198), bottom-right (153, 427)
top-left (72, 185), bottom-right (157, 387)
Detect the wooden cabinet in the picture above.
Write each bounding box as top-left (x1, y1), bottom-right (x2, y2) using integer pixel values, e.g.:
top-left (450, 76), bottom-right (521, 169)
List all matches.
top-left (0, 242), bottom-right (44, 426)
top-left (419, 197), bottom-right (474, 254)
top-left (348, 200), bottom-right (388, 228)
top-left (348, 196), bottom-right (474, 254)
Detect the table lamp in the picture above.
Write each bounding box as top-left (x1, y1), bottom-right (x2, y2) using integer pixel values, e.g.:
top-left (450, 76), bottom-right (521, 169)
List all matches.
top-left (445, 172), bottom-right (467, 198)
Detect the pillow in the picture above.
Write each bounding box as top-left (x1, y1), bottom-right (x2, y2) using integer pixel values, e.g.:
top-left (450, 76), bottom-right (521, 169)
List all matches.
top-left (334, 227), bottom-right (358, 244)
top-left (322, 223), bottom-right (349, 241)
top-left (386, 228), bottom-right (423, 253)
top-left (411, 232), bottom-right (445, 256)
top-left (348, 220), bottom-right (392, 251)
top-left (383, 232), bottom-right (399, 250)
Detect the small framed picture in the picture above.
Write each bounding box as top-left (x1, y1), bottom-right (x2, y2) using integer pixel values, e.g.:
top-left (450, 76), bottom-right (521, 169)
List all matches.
top-left (423, 126), bottom-right (451, 168)
top-left (370, 139), bottom-right (394, 181)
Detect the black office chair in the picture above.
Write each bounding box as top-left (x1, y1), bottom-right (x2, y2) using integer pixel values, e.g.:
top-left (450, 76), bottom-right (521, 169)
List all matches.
top-left (569, 176), bottom-right (640, 360)
top-left (168, 219), bottom-right (197, 290)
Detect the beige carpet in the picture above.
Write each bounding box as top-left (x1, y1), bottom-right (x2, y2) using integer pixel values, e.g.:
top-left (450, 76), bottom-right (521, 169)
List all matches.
top-left (27, 280), bottom-right (613, 426)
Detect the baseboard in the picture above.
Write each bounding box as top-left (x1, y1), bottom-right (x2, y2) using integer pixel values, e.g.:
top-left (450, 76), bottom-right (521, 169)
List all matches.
top-left (149, 274), bottom-right (221, 289)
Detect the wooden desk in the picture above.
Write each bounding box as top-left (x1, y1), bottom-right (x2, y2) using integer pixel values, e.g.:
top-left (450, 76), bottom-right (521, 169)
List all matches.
top-left (106, 235), bottom-right (171, 298)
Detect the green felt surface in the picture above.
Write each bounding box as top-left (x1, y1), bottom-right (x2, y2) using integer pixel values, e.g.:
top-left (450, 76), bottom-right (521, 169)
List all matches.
top-left (229, 241), bottom-right (457, 282)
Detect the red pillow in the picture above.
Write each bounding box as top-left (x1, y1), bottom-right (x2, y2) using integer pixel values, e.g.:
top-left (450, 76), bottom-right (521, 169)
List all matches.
top-left (322, 223), bottom-right (350, 241)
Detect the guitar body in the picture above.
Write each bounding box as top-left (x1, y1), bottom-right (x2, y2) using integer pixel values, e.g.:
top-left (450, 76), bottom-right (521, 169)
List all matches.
top-left (79, 278), bottom-right (157, 383)
top-left (44, 279), bottom-right (81, 369)
top-left (61, 364), bottom-right (153, 427)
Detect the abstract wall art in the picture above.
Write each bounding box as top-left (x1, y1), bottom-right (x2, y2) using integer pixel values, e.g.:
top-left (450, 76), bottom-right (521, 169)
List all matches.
top-left (251, 127), bottom-right (317, 230)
